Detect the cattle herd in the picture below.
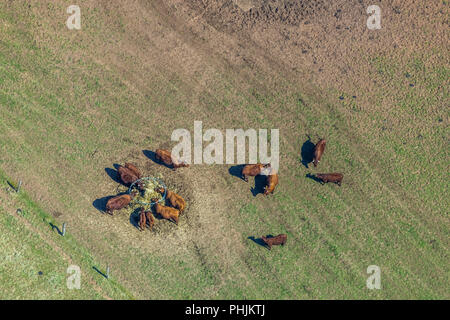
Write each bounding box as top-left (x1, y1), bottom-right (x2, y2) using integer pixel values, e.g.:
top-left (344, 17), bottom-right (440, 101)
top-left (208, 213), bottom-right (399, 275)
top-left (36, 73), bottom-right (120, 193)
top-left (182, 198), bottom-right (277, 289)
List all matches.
top-left (103, 139), bottom-right (343, 250)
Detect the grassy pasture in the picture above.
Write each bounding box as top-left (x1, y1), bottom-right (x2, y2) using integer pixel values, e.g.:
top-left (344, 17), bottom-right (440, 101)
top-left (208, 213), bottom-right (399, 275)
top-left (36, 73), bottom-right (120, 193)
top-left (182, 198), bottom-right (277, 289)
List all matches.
top-left (0, 1), bottom-right (448, 299)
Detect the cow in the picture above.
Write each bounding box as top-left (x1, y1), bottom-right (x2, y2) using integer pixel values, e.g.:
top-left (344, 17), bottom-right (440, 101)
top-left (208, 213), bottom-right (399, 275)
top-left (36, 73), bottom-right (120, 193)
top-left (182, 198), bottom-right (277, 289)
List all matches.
top-left (316, 173), bottom-right (343, 186)
top-left (241, 163), bottom-right (271, 182)
top-left (313, 139), bottom-right (326, 167)
top-left (138, 209), bottom-right (146, 231)
top-left (105, 191), bottom-right (137, 215)
top-left (264, 168), bottom-right (279, 195)
top-left (118, 166), bottom-right (139, 186)
top-left (156, 187), bottom-right (186, 214)
top-left (145, 210), bottom-right (155, 230)
top-left (261, 234), bottom-right (287, 250)
top-left (155, 149), bottom-right (189, 170)
top-left (124, 163), bottom-right (142, 179)
top-left (153, 203), bottom-right (180, 225)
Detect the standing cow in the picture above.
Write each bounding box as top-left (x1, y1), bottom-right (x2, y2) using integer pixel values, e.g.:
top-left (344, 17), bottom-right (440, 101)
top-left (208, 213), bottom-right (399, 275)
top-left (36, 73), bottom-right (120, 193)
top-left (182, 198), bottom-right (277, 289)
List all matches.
top-left (153, 203), bottom-right (180, 225)
top-left (316, 173), bottom-right (343, 186)
top-left (124, 163), bottom-right (142, 179)
top-left (155, 149), bottom-right (189, 170)
top-left (313, 139), bottom-right (326, 167)
top-left (261, 234), bottom-right (287, 250)
top-left (241, 163), bottom-right (271, 182)
top-left (105, 191), bottom-right (137, 215)
top-left (263, 167), bottom-right (279, 195)
top-left (156, 187), bottom-right (186, 214)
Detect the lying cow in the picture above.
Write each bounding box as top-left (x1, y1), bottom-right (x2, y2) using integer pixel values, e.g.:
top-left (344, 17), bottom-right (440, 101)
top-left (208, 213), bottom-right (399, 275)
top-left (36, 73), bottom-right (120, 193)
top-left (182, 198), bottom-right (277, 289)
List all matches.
top-left (313, 138), bottom-right (326, 167)
top-left (153, 203), bottom-right (180, 225)
top-left (264, 168), bottom-right (279, 195)
top-left (261, 234), bottom-right (287, 250)
top-left (156, 187), bottom-right (186, 214)
top-left (155, 149), bottom-right (189, 170)
top-left (316, 173), bottom-right (343, 186)
top-left (241, 163), bottom-right (271, 182)
top-left (105, 191), bottom-right (137, 215)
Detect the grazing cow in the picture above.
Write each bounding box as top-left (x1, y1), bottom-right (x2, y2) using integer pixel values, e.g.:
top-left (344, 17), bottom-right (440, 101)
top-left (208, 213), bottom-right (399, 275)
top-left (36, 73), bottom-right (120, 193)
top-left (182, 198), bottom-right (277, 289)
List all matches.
top-left (155, 149), bottom-right (189, 170)
top-left (261, 234), bottom-right (287, 250)
top-left (138, 209), bottom-right (146, 231)
top-left (316, 173), bottom-right (343, 186)
top-left (241, 163), bottom-right (271, 182)
top-left (145, 210), bottom-right (155, 230)
top-left (118, 166), bottom-right (139, 186)
top-left (125, 163), bottom-right (142, 179)
top-left (153, 203), bottom-right (180, 225)
top-left (264, 168), bottom-right (279, 195)
top-left (313, 139), bottom-right (326, 167)
top-left (105, 191), bottom-right (137, 215)
top-left (156, 187), bottom-right (186, 214)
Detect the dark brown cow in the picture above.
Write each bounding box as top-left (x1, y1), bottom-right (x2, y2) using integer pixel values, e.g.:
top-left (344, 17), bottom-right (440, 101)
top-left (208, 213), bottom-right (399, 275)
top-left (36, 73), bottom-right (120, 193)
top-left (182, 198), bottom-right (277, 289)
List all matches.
top-left (264, 168), bottom-right (279, 195)
top-left (118, 166), bottom-right (139, 186)
top-left (156, 187), bottom-right (186, 214)
top-left (313, 139), bottom-right (326, 167)
top-left (125, 163), bottom-right (142, 179)
top-left (138, 209), bottom-right (146, 231)
top-left (155, 149), bottom-right (189, 170)
top-left (153, 203), bottom-right (180, 225)
top-left (261, 234), bottom-right (287, 250)
top-left (105, 191), bottom-right (137, 215)
top-left (316, 173), bottom-right (343, 186)
top-left (241, 163), bottom-right (270, 182)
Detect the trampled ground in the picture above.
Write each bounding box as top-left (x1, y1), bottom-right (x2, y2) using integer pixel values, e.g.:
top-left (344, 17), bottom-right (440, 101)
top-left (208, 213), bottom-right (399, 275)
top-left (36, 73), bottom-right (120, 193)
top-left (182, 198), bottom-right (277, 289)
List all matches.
top-left (0, 0), bottom-right (448, 299)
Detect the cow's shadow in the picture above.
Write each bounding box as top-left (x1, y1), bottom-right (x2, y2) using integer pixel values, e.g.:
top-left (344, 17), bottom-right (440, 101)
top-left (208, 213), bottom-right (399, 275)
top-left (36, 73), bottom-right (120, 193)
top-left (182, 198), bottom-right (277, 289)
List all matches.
top-left (306, 173), bottom-right (322, 184)
top-left (92, 195), bottom-right (115, 213)
top-left (143, 150), bottom-right (173, 169)
top-left (248, 236), bottom-right (270, 249)
top-left (105, 164), bottom-right (125, 185)
top-left (301, 137), bottom-right (315, 168)
top-left (228, 165), bottom-right (245, 180)
top-left (251, 175), bottom-right (267, 196)
top-left (129, 207), bottom-right (142, 230)
top-left (142, 150), bottom-right (157, 162)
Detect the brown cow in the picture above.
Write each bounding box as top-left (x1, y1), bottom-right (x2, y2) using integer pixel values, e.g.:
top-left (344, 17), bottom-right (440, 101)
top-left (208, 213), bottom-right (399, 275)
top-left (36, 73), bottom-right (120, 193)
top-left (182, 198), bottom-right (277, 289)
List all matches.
top-left (105, 191), bottom-right (137, 215)
top-left (155, 149), bottom-right (189, 170)
top-left (313, 139), bottom-right (326, 167)
top-left (125, 163), bottom-right (142, 179)
top-left (316, 173), bottom-right (343, 186)
top-left (261, 234), bottom-right (287, 250)
top-left (118, 166), bottom-right (139, 186)
top-left (263, 168), bottom-right (279, 195)
top-left (241, 163), bottom-right (270, 182)
top-left (138, 209), bottom-right (146, 231)
top-left (153, 203), bottom-right (180, 225)
top-left (145, 210), bottom-right (155, 230)
top-left (156, 187), bottom-right (186, 214)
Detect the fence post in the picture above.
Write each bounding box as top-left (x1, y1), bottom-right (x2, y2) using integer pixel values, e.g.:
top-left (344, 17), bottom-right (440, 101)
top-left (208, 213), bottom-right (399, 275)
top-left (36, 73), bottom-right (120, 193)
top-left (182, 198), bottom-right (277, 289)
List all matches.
top-left (106, 266), bottom-right (110, 279)
top-left (62, 222), bottom-right (66, 236)
top-left (16, 180), bottom-right (22, 193)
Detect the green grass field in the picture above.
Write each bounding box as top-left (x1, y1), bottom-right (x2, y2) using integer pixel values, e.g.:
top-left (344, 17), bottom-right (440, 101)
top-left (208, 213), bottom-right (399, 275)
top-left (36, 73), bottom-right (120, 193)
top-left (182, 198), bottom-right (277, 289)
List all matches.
top-left (0, 1), bottom-right (448, 299)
